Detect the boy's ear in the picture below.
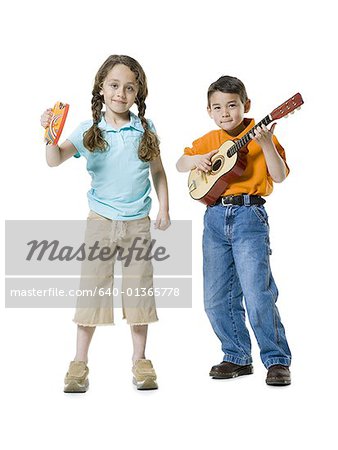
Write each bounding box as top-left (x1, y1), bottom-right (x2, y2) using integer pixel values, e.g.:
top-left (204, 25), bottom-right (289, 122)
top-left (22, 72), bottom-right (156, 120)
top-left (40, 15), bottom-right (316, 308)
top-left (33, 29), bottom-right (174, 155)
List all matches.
top-left (244, 99), bottom-right (251, 113)
top-left (207, 106), bottom-right (213, 119)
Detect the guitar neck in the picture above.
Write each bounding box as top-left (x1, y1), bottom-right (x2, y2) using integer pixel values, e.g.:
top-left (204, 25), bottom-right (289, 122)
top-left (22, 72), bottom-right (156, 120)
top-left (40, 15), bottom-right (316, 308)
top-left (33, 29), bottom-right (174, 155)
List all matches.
top-left (228, 115), bottom-right (272, 157)
top-left (227, 93), bottom-right (303, 157)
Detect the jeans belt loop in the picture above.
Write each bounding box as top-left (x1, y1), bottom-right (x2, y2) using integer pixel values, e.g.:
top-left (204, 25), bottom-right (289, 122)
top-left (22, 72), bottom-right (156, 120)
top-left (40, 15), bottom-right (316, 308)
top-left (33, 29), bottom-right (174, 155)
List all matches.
top-left (243, 194), bottom-right (251, 207)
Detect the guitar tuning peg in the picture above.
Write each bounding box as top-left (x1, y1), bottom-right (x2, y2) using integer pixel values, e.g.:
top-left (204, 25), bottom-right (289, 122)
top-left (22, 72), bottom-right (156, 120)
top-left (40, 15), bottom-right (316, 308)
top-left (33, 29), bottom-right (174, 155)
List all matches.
top-left (284, 114), bottom-right (289, 118)
top-left (290, 111), bottom-right (295, 114)
top-left (297, 106), bottom-right (301, 110)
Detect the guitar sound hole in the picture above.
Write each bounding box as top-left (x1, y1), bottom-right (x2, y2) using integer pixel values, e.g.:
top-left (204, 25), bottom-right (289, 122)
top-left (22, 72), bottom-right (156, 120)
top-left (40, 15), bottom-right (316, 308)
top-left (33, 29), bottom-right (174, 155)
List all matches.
top-left (212, 159), bottom-right (222, 172)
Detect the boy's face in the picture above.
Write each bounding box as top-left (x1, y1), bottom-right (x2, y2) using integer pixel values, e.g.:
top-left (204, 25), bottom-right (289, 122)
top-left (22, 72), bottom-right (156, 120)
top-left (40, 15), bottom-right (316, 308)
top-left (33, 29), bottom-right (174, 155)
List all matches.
top-left (207, 91), bottom-right (250, 135)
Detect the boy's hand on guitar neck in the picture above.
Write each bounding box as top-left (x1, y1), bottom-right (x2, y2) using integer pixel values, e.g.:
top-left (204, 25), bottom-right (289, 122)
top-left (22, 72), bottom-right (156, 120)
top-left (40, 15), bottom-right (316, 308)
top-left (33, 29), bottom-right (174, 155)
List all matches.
top-left (250, 123), bottom-right (277, 148)
top-left (194, 149), bottom-right (219, 173)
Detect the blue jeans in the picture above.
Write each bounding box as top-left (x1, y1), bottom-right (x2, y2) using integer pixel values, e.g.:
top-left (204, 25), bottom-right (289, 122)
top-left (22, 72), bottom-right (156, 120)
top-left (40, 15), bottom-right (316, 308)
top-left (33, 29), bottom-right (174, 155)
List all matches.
top-left (203, 201), bottom-right (291, 369)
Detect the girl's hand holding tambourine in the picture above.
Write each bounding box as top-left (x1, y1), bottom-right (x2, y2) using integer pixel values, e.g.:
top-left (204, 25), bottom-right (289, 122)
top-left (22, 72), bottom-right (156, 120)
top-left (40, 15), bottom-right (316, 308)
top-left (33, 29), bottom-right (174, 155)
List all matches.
top-left (40, 108), bottom-right (53, 128)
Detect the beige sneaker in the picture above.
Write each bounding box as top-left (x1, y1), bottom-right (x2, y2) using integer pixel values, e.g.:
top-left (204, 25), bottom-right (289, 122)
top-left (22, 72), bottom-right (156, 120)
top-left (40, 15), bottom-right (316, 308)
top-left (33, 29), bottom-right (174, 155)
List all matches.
top-left (64, 361), bottom-right (89, 393)
top-left (132, 359), bottom-right (158, 390)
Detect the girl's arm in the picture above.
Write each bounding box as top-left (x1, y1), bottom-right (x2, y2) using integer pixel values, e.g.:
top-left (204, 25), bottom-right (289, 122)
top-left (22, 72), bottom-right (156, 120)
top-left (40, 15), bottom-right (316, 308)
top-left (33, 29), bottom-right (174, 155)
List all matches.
top-left (150, 156), bottom-right (170, 230)
top-left (46, 141), bottom-right (78, 167)
top-left (41, 108), bottom-right (78, 166)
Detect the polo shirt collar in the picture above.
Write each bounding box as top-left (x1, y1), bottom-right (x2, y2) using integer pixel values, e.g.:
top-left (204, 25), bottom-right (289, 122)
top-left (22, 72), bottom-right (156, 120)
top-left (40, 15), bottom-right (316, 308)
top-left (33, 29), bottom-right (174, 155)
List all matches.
top-left (98, 111), bottom-right (144, 132)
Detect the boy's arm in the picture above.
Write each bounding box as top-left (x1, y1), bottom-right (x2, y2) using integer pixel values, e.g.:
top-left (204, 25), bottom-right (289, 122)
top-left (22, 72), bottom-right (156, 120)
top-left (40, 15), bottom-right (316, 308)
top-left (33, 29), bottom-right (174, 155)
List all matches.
top-left (176, 155), bottom-right (197, 172)
top-left (250, 124), bottom-right (288, 183)
top-left (176, 150), bottom-right (219, 173)
top-left (150, 156), bottom-right (170, 230)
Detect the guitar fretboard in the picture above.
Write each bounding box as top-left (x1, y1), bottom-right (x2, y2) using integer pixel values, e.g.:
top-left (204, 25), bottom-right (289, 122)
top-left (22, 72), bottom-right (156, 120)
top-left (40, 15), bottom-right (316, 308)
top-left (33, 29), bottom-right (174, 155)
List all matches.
top-left (227, 115), bottom-right (272, 157)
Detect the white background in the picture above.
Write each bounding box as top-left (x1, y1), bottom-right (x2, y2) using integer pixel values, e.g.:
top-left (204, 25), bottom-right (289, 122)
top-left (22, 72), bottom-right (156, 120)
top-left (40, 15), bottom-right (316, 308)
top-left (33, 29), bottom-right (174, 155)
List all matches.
top-left (2, 0), bottom-right (338, 448)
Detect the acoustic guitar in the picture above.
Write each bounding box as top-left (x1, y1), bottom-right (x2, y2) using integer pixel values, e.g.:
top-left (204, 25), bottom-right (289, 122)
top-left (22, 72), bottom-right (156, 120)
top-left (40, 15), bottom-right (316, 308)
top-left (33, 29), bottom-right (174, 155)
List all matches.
top-left (188, 93), bottom-right (304, 205)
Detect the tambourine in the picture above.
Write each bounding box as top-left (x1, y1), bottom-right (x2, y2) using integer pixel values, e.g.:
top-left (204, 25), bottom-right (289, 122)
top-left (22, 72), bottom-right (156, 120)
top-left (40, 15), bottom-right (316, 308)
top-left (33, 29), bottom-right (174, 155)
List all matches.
top-left (44, 101), bottom-right (69, 145)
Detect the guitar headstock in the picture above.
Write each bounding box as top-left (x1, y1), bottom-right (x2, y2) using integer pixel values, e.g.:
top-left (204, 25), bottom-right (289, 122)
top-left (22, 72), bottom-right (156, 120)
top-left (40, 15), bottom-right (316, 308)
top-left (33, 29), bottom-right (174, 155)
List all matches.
top-left (270, 93), bottom-right (304, 120)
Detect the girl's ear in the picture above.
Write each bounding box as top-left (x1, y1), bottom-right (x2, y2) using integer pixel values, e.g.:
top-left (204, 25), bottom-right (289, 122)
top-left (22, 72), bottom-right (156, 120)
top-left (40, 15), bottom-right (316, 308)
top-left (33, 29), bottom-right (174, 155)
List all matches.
top-left (244, 99), bottom-right (251, 113)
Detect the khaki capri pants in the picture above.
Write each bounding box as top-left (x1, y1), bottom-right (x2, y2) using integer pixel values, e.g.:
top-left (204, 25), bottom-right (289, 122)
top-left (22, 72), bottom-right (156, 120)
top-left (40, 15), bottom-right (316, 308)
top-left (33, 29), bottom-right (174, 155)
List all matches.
top-left (73, 211), bottom-right (158, 326)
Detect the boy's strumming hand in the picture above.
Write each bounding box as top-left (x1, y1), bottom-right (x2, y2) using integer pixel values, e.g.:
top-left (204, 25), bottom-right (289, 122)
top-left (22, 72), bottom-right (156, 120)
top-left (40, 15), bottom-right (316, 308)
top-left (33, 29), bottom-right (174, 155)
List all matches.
top-left (40, 108), bottom-right (53, 128)
top-left (194, 149), bottom-right (219, 173)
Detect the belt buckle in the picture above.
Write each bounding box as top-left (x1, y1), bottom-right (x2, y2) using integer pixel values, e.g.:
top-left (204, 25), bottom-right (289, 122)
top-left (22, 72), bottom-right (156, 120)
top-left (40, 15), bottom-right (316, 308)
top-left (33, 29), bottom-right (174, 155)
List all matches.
top-left (243, 194), bottom-right (251, 206)
top-left (221, 196), bottom-right (233, 206)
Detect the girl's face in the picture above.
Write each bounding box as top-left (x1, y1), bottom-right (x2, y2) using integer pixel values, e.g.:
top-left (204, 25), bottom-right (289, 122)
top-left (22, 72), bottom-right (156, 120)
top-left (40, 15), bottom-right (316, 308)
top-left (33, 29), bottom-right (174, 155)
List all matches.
top-left (100, 64), bottom-right (138, 117)
top-left (207, 91), bottom-right (250, 136)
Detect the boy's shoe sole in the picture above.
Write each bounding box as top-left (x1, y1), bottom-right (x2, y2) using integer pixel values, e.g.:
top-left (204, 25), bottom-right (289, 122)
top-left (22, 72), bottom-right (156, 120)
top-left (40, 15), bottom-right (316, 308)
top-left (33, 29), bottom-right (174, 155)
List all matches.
top-left (266, 379), bottom-right (291, 386)
top-left (133, 376), bottom-right (158, 390)
top-left (64, 379), bottom-right (89, 393)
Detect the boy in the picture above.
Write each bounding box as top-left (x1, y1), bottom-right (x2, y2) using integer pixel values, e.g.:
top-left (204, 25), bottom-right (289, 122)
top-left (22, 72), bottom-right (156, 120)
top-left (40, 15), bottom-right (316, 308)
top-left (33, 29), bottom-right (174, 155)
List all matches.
top-left (176, 76), bottom-right (292, 386)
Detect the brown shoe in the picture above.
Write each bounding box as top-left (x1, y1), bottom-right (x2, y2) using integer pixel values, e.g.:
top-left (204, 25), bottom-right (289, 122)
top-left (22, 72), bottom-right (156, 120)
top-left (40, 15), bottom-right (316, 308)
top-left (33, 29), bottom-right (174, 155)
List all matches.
top-left (266, 365), bottom-right (291, 386)
top-left (209, 361), bottom-right (253, 379)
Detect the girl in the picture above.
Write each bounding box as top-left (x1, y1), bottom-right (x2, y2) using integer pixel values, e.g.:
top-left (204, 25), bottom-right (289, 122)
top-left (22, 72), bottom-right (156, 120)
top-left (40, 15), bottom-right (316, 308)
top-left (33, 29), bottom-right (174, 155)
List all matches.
top-left (41, 55), bottom-right (170, 392)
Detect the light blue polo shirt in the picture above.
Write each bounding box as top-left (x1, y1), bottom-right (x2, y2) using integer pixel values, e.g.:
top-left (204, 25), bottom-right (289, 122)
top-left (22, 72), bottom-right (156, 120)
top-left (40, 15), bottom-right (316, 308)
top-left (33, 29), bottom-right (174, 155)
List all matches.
top-left (67, 112), bottom-right (155, 220)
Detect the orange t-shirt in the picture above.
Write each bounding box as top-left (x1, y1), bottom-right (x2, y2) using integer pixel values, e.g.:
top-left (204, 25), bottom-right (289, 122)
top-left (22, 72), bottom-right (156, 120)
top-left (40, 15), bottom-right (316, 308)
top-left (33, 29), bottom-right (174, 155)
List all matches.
top-left (183, 118), bottom-right (289, 197)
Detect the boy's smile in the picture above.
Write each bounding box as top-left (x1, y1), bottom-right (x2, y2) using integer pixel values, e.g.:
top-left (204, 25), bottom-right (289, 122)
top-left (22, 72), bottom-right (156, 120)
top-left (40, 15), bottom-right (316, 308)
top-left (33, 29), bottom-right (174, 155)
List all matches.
top-left (208, 91), bottom-right (250, 136)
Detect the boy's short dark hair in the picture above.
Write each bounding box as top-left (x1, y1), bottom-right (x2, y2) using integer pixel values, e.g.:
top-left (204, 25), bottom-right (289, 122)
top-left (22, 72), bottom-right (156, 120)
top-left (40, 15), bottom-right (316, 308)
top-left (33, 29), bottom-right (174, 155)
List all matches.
top-left (207, 76), bottom-right (248, 106)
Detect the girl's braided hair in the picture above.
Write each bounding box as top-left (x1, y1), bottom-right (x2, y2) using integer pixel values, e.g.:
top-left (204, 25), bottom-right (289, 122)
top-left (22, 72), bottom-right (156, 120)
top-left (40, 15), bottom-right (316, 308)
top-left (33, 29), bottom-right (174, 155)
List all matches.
top-left (83, 55), bottom-right (160, 162)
